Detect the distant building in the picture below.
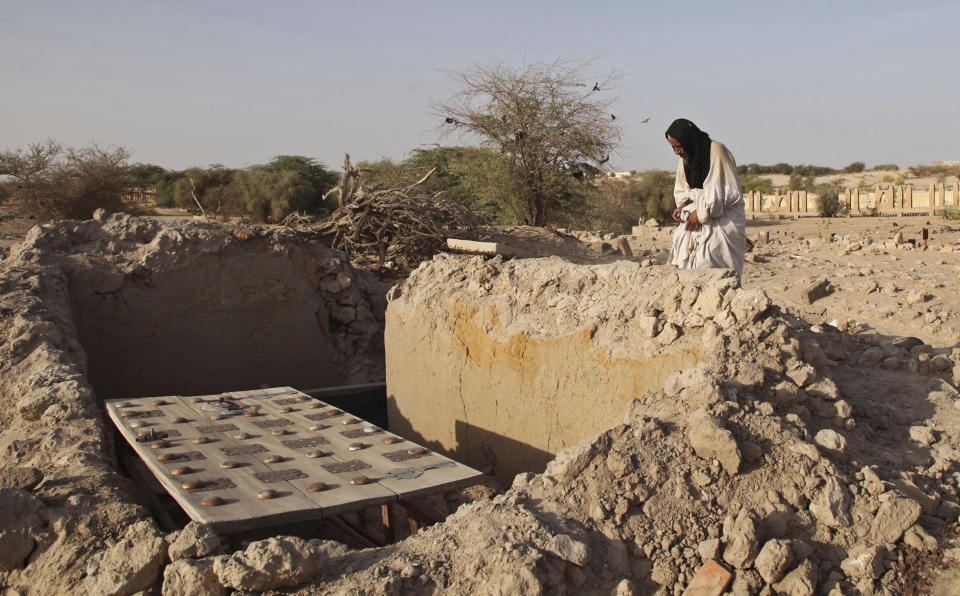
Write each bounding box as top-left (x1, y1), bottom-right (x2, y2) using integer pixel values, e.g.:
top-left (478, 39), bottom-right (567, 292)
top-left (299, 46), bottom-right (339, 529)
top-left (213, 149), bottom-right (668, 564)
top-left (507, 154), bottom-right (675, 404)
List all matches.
top-left (932, 161), bottom-right (960, 167)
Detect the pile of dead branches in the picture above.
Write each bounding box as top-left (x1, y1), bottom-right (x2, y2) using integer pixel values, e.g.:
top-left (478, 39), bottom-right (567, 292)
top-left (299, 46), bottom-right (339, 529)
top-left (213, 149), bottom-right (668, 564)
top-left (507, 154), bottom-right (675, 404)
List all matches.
top-left (292, 154), bottom-right (480, 271)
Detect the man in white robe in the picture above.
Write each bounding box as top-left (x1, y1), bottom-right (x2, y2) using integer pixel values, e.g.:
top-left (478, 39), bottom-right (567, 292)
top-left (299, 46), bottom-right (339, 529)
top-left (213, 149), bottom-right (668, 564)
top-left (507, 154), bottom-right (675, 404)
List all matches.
top-left (665, 119), bottom-right (746, 280)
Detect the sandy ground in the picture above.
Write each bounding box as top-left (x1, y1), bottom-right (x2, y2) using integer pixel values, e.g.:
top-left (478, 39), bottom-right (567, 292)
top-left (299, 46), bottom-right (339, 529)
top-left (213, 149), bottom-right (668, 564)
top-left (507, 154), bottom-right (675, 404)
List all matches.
top-left (4, 208), bottom-right (960, 594)
top-left (618, 215), bottom-right (960, 351)
top-left (478, 213), bottom-right (960, 352)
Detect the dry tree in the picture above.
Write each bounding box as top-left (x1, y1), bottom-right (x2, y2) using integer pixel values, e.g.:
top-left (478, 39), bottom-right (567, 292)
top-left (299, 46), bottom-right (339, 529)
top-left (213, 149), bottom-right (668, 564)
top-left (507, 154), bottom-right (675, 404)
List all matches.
top-left (434, 58), bottom-right (623, 226)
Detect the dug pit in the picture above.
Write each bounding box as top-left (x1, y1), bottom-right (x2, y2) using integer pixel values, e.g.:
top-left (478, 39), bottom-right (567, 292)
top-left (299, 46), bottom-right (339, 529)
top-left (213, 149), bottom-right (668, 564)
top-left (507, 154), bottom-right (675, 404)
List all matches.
top-left (0, 213), bottom-right (390, 591)
top-left (20, 211), bottom-right (388, 399)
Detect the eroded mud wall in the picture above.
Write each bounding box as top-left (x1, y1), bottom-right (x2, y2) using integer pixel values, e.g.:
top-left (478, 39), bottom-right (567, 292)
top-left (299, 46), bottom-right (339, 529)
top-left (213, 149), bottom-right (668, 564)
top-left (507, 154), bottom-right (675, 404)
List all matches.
top-left (385, 254), bottom-right (771, 478)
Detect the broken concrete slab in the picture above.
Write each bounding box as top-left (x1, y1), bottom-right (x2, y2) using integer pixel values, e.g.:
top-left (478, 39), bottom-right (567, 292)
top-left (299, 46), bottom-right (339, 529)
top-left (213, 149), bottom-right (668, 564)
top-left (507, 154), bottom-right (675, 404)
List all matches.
top-left (446, 238), bottom-right (534, 258)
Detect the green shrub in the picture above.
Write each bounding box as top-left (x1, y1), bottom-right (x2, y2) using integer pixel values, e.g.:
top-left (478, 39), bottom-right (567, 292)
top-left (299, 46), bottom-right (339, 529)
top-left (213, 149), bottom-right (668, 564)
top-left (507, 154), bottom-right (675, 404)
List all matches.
top-left (910, 164), bottom-right (960, 178)
top-left (737, 162), bottom-right (835, 176)
top-left (793, 164), bottom-right (835, 177)
top-left (234, 168), bottom-right (314, 222)
top-left (587, 178), bottom-right (641, 233)
top-left (787, 174), bottom-right (805, 191)
top-left (153, 170), bottom-right (184, 207)
top-left (815, 183), bottom-right (845, 217)
top-left (873, 164), bottom-right (899, 171)
top-left (402, 146), bottom-right (512, 224)
top-left (741, 176), bottom-right (774, 193)
top-left (635, 170), bottom-right (676, 223)
top-left (173, 166), bottom-right (239, 215)
top-left (843, 161), bottom-right (865, 173)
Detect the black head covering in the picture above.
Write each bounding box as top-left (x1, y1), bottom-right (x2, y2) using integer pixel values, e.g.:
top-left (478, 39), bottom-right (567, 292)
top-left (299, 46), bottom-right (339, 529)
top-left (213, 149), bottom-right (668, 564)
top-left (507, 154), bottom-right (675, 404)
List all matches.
top-left (665, 118), bottom-right (712, 189)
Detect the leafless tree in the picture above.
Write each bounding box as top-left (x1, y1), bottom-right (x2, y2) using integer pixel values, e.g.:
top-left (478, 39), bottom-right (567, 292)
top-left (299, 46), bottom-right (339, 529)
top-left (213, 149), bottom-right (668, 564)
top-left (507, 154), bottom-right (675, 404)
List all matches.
top-left (0, 139), bottom-right (131, 221)
top-left (434, 58), bottom-right (622, 226)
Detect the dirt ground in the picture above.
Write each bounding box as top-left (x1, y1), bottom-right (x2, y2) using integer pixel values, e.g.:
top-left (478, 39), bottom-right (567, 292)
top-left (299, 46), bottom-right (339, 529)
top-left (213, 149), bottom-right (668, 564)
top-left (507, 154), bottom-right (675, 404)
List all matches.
top-left (3, 204), bottom-right (960, 595)
top-left (471, 213), bottom-right (960, 352)
top-left (630, 215), bottom-right (960, 349)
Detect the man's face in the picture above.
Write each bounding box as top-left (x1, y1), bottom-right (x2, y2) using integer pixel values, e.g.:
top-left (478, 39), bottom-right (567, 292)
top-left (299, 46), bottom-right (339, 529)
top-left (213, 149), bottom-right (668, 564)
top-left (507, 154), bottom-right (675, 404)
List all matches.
top-left (667, 136), bottom-right (685, 158)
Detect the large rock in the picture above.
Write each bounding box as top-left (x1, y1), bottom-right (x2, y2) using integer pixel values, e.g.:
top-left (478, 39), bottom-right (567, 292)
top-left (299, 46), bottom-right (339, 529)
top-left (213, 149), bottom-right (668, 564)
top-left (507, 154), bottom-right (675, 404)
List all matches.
top-left (870, 494), bottom-right (922, 543)
top-left (754, 539), bottom-right (794, 584)
top-left (544, 434), bottom-right (610, 482)
top-left (686, 409), bottom-right (742, 475)
top-left (773, 380), bottom-right (802, 407)
top-left (773, 559), bottom-right (817, 596)
top-left (0, 466), bottom-right (44, 491)
top-left (800, 278), bottom-right (831, 304)
top-left (809, 476), bottom-right (852, 528)
top-left (840, 545), bottom-right (883, 580)
top-left (211, 536), bottom-right (323, 591)
top-left (167, 522), bottom-right (220, 561)
top-left (162, 558), bottom-right (225, 596)
top-left (814, 429), bottom-right (847, 454)
top-left (0, 488), bottom-right (46, 572)
top-left (84, 521), bottom-right (167, 596)
top-left (805, 378), bottom-right (840, 401)
top-left (723, 509), bottom-right (760, 569)
top-left (0, 530), bottom-right (36, 573)
top-left (729, 287), bottom-right (772, 323)
top-left (544, 534), bottom-right (590, 566)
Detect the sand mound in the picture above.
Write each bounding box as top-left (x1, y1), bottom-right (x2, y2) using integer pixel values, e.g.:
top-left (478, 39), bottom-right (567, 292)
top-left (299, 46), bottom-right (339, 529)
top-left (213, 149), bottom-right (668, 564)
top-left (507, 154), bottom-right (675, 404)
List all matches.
top-left (293, 255), bottom-right (960, 595)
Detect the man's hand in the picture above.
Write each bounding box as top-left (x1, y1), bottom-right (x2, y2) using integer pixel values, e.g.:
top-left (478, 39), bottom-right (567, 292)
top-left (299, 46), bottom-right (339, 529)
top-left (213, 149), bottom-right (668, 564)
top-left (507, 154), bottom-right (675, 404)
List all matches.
top-left (685, 210), bottom-right (701, 231)
top-left (672, 207), bottom-right (682, 222)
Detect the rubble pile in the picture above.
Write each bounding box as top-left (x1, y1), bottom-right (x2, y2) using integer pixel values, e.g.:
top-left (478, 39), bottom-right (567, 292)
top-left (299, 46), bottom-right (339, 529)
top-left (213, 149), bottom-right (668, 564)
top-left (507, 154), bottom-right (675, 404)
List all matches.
top-left (2, 214), bottom-right (959, 595)
top-left (290, 257), bottom-right (960, 595)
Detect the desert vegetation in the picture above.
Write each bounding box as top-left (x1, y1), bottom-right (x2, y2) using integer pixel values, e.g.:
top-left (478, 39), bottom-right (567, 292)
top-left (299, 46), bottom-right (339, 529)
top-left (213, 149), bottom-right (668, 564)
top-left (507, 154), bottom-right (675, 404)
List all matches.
top-left (1, 133), bottom-right (949, 234)
top-left (0, 59), bottom-right (953, 234)
top-left (0, 139), bottom-right (131, 221)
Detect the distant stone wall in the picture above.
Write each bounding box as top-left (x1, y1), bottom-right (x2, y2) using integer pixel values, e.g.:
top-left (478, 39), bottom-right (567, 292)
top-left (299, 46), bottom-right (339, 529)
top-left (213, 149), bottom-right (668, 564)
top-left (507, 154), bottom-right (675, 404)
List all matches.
top-left (745, 182), bottom-right (960, 217)
top-left (385, 255), bottom-right (771, 479)
top-left (840, 182), bottom-right (960, 215)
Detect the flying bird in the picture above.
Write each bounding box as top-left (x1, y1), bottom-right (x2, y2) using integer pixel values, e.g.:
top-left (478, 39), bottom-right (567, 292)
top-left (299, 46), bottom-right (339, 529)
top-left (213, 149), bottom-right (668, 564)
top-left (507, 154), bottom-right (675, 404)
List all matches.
top-left (445, 117), bottom-right (460, 125)
top-left (599, 155), bottom-right (610, 165)
top-left (592, 82), bottom-right (600, 92)
top-left (641, 117), bottom-right (650, 124)
top-left (610, 114), bottom-right (616, 120)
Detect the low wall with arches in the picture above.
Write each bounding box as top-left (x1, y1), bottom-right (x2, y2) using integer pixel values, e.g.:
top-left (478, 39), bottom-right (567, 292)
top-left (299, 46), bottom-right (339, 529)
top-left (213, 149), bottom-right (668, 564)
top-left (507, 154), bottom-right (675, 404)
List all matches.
top-left (745, 181), bottom-right (960, 217)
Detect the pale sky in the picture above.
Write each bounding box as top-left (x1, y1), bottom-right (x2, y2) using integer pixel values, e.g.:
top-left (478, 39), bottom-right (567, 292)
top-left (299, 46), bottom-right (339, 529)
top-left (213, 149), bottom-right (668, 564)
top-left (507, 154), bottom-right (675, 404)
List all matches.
top-left (2, 0), bottom-right (958, 173)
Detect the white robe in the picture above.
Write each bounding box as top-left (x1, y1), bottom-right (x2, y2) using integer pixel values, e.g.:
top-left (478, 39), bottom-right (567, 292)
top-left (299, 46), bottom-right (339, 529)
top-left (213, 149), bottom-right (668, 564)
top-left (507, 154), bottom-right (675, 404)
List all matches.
top-left (669, 141), bottom-right (746, 278)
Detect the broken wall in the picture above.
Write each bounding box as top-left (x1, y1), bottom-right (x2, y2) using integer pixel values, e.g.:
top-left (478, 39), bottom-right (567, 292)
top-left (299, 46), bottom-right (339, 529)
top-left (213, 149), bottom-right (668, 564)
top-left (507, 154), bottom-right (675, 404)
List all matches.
top-left (385, 254), bottom-right (771, 478)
